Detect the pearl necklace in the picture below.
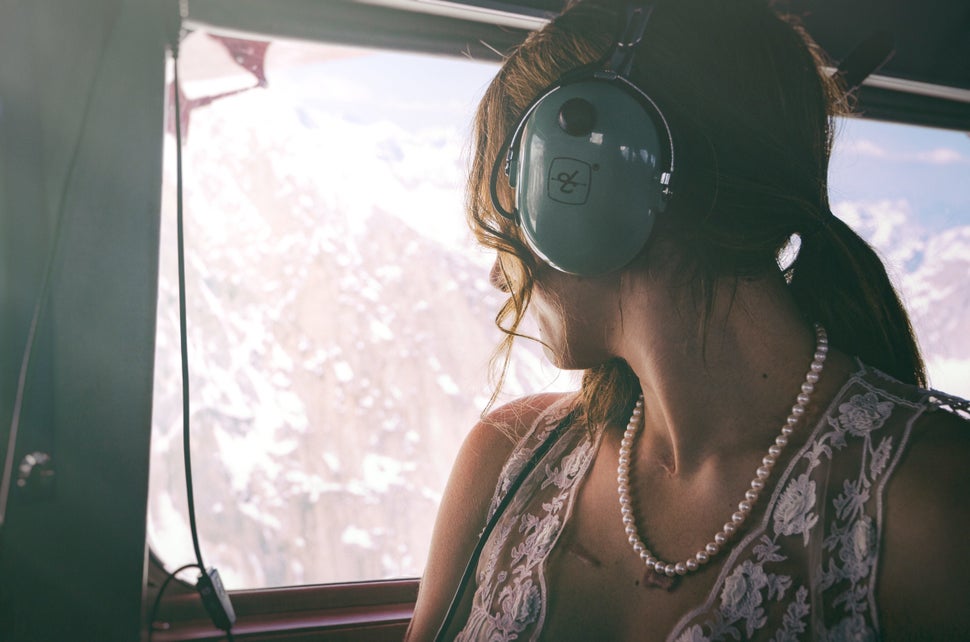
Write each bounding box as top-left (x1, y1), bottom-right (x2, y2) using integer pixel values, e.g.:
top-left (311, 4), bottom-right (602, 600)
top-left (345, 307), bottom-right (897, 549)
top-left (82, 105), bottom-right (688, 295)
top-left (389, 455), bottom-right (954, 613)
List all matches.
top-left (617, 324), bottom-right (828, 577)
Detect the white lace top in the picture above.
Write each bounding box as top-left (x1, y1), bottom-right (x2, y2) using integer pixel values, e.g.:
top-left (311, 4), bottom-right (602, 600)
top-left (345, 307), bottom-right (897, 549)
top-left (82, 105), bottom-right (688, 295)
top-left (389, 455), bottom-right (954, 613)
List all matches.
top-left (454, 362), bottom-right (968, 641)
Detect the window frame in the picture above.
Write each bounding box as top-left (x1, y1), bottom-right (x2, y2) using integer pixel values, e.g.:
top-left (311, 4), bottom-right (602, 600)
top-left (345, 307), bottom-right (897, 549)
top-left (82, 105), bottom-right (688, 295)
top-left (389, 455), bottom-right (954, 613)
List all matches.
top-left (148, 565), bottom-right (418, 640)
top-left (144, 0), bottom-right (970, 637)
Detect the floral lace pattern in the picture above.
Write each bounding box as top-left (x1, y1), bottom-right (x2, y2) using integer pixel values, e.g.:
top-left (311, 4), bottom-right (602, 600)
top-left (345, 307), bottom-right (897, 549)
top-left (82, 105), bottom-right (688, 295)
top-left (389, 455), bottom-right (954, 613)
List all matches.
top-left (455, 365), bottom-right (965, 641)
top-left (457, 395), bottom-right (593, 642)
top-left (670, 369), bottom-right (931, 641)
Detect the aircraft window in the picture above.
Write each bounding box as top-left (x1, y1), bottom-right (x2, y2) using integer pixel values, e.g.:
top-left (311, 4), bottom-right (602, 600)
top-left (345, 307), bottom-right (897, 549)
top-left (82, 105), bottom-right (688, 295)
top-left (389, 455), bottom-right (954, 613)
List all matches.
top-left (828, 117), bottom-right (970, 398)
top-left (149, 31), bottom-right (570, 590)
top-left (149, 31), bottom-right (969, 590)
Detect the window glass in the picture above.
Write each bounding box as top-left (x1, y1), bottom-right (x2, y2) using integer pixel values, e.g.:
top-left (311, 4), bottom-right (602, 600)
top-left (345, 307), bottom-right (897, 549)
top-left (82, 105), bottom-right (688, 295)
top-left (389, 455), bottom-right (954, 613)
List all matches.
top-left (149, 31), bottom-right (969, 590)
top-left (149, 32), bottom-right (571, 589)
top-left (829, 117), bottom-right (970, 397)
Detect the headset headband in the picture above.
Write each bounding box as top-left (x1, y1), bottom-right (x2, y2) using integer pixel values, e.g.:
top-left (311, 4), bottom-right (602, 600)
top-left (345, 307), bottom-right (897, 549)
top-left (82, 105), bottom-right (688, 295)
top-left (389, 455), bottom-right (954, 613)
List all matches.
top-left (606, 1), bottom-right (655, 77)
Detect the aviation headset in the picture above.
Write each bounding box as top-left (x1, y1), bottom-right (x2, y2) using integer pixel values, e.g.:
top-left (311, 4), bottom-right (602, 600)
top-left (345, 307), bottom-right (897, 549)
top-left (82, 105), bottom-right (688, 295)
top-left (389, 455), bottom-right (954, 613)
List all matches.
top-left (489, 0), bottom-right (675, 277)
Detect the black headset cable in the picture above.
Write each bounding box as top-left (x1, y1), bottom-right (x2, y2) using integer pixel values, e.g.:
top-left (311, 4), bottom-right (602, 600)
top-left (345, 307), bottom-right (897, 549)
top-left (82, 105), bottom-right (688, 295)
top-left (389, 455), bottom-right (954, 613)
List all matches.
top-left (151, 14), bottom-right (237, 639)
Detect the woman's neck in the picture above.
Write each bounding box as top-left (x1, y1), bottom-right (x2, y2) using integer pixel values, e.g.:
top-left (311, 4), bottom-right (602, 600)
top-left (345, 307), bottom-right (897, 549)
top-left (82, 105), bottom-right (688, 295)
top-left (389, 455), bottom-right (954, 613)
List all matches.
top-left (614, 275), bottom-right (828, 477)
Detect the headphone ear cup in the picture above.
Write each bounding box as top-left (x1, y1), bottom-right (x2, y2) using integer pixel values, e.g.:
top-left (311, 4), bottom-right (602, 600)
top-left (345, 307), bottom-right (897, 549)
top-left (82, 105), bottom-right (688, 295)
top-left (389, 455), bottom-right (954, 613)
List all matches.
top-left (511, 79), bottom-right (672, 276)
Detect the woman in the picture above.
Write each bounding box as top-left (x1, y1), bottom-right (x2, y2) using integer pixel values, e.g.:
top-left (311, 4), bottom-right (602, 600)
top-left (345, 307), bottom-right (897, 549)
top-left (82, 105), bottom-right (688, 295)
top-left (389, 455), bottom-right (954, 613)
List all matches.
top-left (407, 0), bottom-right (970, 639)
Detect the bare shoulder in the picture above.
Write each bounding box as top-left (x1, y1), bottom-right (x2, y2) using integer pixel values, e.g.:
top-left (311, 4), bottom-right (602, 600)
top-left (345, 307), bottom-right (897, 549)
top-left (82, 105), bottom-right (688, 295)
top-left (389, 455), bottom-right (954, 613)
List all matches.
top-left (447, 390), bottom-right (576, 490)
top-left (405, 391), bottom-right (576, 641)
top-left (479, 390), bottom-right (575, 439)
top-left (878, 406), bottom-right (970, 640)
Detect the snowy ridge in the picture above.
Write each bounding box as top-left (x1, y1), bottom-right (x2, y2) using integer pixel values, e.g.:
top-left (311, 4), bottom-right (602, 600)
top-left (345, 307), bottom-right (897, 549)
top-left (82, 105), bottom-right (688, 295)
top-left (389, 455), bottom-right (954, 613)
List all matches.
top-left (149, 86), bottom-right (570, 588)
top-left (832, 198), bottom-right (970, 392)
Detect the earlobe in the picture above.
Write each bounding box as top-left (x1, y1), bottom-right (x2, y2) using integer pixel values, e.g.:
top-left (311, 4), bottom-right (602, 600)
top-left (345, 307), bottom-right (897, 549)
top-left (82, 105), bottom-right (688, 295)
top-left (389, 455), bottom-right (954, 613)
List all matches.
top-left (489, 256), bottom-right (511, 293)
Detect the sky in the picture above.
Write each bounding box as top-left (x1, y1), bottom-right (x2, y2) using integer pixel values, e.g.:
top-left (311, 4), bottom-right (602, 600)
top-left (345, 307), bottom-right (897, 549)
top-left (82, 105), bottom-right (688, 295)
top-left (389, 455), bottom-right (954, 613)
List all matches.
top-left (830, 117), bottom-right (970, 230)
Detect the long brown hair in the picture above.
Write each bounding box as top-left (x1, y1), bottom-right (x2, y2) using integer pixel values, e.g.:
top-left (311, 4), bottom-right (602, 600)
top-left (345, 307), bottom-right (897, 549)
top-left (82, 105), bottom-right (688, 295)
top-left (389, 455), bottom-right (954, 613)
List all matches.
top-left (468, 0), bottom-right (925, 427)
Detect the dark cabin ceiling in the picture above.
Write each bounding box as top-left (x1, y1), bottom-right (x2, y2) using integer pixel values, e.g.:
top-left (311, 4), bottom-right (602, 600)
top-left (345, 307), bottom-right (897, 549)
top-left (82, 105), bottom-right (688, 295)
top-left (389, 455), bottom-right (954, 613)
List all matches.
top-left (446, 0), bottom-right (970, 130)
top-left (784, 0), bottom-right (970, 92)
top-left (450, 0), bottom-right (970, 91)
top-left (185, 0), bottom-right (970, 131)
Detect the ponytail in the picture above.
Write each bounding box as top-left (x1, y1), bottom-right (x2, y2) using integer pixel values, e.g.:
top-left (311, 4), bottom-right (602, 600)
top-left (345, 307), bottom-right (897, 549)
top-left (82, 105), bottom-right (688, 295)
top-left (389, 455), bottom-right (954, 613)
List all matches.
top-left (788, 214), bottom-right (926, 387)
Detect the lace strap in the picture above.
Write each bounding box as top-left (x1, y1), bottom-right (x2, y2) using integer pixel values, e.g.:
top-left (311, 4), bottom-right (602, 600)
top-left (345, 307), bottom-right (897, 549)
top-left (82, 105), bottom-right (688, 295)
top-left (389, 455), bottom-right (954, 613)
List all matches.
top-left (485, 394), bottom-right (578, 516)
top-left (434, 408), bottom-right (576, 642)
top-left (928, 390), bottom-right (970, 420)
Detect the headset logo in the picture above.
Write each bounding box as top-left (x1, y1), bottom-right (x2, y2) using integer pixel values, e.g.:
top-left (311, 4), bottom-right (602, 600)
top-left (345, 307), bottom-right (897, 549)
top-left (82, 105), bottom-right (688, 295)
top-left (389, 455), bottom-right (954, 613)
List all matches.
top-left (548, 158), bottom-right (591, 204)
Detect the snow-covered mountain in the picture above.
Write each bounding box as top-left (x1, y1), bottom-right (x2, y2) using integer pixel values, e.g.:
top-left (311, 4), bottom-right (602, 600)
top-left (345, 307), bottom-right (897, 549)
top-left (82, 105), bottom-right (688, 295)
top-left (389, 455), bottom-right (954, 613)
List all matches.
top-left (833, 198), bottom-right (970, 392)
top-left (149, 81), bottom-right (569, 588)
